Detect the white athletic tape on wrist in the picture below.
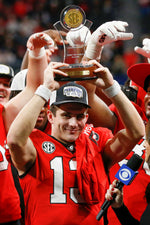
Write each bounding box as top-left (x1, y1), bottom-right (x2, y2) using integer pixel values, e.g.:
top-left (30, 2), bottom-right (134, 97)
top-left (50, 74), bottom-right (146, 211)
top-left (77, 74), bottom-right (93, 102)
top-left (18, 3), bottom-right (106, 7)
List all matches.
top-left (85, 41), bottom-right (103, 60)
top-left (102, 80), bottom-right (121, 98)
top-left (35, 85), bottom-right (52, 102)
top-left (28, 47), bottom-right (45, 59)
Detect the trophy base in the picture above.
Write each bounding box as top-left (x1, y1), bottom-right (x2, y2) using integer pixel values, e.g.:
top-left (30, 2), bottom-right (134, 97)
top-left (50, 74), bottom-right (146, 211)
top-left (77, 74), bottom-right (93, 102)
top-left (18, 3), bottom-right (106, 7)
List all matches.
top-left (55, 64), bottom-right (98, 81)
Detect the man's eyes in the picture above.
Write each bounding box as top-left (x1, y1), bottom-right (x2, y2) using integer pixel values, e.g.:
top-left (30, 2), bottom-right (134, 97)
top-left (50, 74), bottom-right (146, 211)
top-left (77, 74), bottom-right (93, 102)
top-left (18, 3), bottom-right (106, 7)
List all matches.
top-left (3, 83), bottom-right (10, 88)
top-left (64, 114), bottom-right (71, 118)
top-left (77, 114), bottom-right (85, 120)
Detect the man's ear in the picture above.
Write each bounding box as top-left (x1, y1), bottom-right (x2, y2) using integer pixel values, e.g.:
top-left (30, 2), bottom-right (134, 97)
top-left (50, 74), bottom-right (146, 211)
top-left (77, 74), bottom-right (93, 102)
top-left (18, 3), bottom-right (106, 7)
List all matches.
top-left (47, 110), bottom-right (54, 124)
top-left (85, 113), bottom-right (89, 123)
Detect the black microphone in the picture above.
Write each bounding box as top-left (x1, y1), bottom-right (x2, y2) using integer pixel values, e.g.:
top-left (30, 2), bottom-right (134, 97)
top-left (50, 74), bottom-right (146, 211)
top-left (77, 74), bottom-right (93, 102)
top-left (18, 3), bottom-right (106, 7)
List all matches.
top-left (96, 153), bottom-right (143, 221)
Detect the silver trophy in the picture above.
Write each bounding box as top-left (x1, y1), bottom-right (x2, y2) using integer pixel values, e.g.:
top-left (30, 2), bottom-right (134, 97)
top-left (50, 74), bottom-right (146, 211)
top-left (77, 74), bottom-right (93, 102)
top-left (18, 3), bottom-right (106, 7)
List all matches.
top-left (54, 5), bottom-right (97, 81)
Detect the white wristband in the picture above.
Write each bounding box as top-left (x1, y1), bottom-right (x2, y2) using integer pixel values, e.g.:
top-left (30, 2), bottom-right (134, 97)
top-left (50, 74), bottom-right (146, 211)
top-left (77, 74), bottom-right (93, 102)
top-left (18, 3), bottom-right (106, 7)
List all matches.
top-left (28, 47), bottom-right (45, 59)
top-left (35, 85), bottom-right (52, 102)
top-left (102, 80), bottom-right (121, 98)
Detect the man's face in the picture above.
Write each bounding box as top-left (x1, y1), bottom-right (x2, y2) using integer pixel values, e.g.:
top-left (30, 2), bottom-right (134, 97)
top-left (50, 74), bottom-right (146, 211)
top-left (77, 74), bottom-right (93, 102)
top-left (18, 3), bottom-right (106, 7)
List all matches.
top-left (0, 77), bottom-right (11, 105)
top-left (49, 103), bottom-right (88, 144)
top-left (144, 80), bottom-right (150, 119)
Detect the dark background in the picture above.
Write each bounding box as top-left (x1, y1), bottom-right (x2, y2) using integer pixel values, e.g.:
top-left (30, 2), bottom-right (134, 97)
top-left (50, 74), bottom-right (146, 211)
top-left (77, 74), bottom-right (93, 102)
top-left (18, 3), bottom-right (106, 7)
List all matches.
top-left (1, 0), bottom-right (150, 84)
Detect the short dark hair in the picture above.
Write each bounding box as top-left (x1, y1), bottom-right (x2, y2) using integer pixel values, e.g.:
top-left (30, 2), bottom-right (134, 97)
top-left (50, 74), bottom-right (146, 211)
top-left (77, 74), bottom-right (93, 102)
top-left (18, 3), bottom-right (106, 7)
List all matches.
top-left (121, 85), bottom-right (137, 103)
top-left (50, 105), bottom-right (58, 116)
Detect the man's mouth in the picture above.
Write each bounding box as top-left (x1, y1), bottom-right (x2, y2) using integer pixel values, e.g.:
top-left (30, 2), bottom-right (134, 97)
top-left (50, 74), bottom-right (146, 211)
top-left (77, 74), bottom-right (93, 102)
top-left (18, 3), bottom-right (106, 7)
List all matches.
top-left (66, 128), bottom-right (79, 134)
top-left (0, 94), bottom-right (5, 98)
top-left (37, 116), bottom-right (44, 121)
top-left (147, 101), bottom-right (150, 108)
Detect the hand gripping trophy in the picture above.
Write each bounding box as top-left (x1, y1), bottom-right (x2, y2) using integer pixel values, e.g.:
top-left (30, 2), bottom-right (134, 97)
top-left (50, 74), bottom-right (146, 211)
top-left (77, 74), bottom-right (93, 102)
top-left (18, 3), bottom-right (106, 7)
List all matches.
top-left (54, 5), bottom-right (98, 81)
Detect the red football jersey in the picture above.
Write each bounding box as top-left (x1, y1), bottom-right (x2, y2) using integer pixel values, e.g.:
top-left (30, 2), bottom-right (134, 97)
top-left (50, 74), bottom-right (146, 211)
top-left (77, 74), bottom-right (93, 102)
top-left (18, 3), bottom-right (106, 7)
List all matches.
top-left (19, 125), bottom-right (113, 225)
top-left (43, 121), bottom-right (51, 135)
top-left (107, 103), bottom-right (149, 224)
top-left (108, 137), bottom-right (149, 224)
top-left (0, 104), bottom-right (21, 223)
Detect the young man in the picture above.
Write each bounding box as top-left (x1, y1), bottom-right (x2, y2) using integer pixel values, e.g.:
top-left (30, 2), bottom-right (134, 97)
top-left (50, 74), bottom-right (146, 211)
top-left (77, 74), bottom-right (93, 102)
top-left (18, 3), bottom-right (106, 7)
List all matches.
top-left (106, 62), bottom-right (150, 225)
top-left (127, 62), bottom-right (150, 165)
top-left (7, 60), bottom-right (144, 225)
top-left (0, 31), bottom-right (54, 224)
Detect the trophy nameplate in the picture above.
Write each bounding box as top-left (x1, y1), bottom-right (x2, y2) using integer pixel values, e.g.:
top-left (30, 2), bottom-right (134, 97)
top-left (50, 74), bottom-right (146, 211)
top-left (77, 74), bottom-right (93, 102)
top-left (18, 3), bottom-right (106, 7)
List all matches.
top-left (55, 64), bottom-right (98, 81)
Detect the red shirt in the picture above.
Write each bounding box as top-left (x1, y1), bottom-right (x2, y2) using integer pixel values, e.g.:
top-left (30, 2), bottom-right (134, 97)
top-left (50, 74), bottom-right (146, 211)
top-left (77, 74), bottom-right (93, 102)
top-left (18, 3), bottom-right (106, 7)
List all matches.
top-left (0, 104), bottom-right (21, 223)
top-left (108, 137), bottom-right (149, 224)
top-left (107, 102), bottom-right (149, 224)
top-left (19, 125), bottom-right (113, 225)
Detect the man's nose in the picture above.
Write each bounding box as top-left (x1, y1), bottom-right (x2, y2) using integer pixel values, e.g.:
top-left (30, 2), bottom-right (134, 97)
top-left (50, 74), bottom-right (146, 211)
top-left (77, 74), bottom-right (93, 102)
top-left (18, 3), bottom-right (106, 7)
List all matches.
top-left (69, 117), bottom-right (77, 126)
top-left (0, 83), bottom-right (5, 89)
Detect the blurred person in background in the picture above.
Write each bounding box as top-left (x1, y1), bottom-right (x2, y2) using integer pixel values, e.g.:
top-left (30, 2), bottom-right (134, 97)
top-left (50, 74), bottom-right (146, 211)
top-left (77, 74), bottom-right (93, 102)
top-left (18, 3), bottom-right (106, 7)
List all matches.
top-left (0, 64), bottom-right (14, 105)
top-left (0, 30), bottom-right (54, 224)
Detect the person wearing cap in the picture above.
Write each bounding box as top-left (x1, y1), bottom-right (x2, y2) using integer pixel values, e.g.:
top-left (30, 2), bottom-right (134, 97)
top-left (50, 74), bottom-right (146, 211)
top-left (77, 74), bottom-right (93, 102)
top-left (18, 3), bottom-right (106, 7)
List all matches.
top-left (106, 44), bottom-right (150, 224)
top-left (7, 59), bottom-right (144, 225)
top-left (114, 41), bottom-right (150, 225)
top-left (0, 31), bottom-right (54, 224)
top-left (127, 62), bottom-right (150, 165)
top-left (111, 62), bottom-right (150, 222)
top-left (0, 64), bottom-right (14, 105)
top-left (83, 38), bottom-right (150, 225)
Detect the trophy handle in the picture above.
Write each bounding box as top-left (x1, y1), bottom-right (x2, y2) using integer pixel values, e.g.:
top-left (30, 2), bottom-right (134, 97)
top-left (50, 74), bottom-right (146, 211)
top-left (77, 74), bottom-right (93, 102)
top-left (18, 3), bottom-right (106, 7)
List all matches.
top-left (53, 21), bottom-right (67, 63)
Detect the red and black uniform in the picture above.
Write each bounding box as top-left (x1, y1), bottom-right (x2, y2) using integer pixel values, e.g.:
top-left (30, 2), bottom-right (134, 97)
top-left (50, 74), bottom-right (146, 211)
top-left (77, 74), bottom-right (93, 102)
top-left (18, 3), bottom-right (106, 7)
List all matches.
top-left (0, 104), bottom-right (21, 223)
top-left (19, 124), bottom-right (113, 225)
top-left (107, 103), bottom-right (149, 225)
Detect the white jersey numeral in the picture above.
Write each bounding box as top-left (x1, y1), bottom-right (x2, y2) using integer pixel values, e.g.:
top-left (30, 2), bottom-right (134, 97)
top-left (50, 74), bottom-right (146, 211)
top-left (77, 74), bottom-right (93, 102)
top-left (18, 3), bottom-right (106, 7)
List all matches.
top-left (50, 157), bottom-right (85, 204)
top-left (118, 138), bottom-right (150, 176)
top-left (50, 157), bottom-right (67, 203)
top-left (0, 145), bottom-right (8, 171)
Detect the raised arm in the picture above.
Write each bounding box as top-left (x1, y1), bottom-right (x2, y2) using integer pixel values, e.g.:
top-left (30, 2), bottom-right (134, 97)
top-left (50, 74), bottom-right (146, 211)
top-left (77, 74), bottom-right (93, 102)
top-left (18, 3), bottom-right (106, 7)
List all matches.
top-left (20, 29), bottom-right (63, 70)
top-left (83, 20), bottom-right (133, 62)
top-left (92, 61), bottom-right (145, 168)
top-left (4, 32), bottom-right (54, 133)
top-left (7, 62), bottom-right (69, 174)
top-left (77, 78), bottom-right (116, 130)
top-left (79, 21), bottom-right (133, 130)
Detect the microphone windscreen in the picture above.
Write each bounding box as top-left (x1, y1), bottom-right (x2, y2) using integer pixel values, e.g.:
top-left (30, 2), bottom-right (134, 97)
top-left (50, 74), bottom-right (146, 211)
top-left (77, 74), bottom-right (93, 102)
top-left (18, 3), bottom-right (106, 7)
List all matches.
top-left (126, 153), bottom-right (143, 171)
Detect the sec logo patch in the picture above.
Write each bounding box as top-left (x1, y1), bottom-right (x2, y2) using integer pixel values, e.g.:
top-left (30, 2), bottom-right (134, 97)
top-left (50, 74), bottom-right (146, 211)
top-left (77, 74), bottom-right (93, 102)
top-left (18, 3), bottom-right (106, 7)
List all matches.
top-left (42, 142), bottom-right (55, 154)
